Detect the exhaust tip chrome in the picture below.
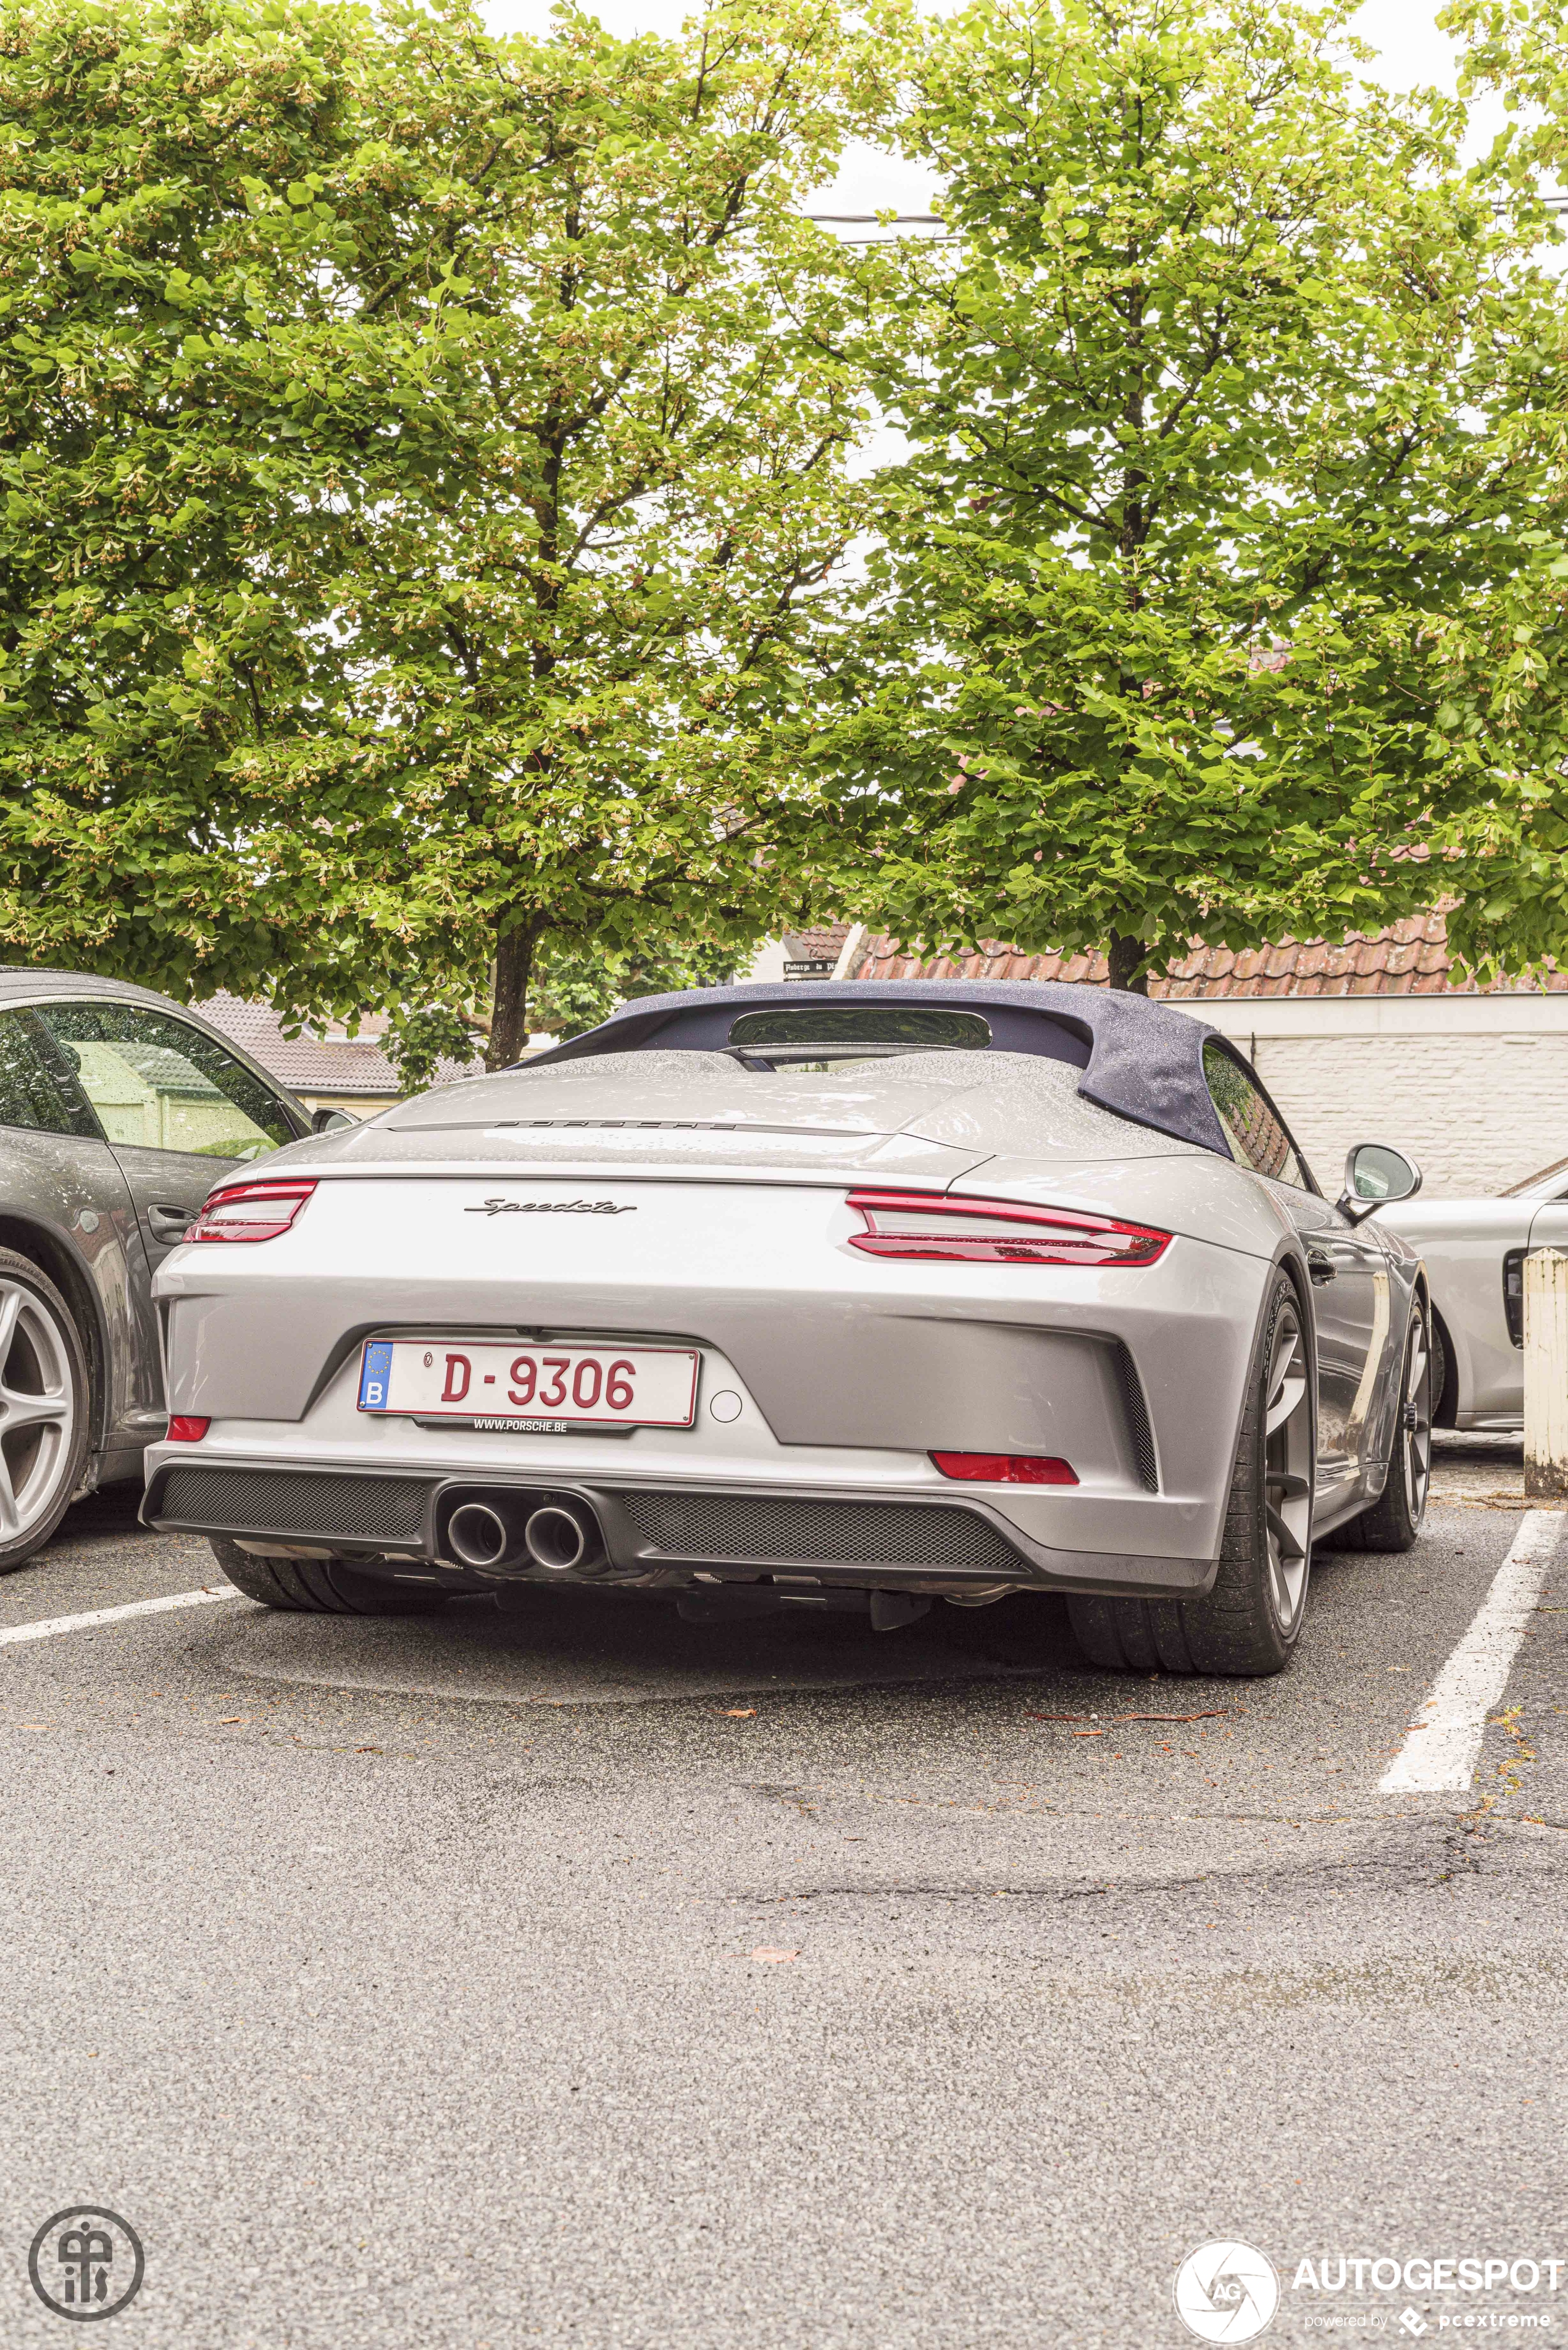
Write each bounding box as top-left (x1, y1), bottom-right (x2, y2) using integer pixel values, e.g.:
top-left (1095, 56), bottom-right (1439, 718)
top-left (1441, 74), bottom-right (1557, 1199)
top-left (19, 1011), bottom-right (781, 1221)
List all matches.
top-left (525, 1505), bottom-right (590, 1572)
top-left (446, 1502), bottom-right (511, 1570)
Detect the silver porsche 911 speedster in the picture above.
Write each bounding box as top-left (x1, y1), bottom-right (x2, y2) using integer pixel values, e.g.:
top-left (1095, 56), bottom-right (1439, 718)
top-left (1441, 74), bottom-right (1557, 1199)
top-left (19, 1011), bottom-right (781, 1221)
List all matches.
top-left (142, 981), bottom-right (1433, 1676)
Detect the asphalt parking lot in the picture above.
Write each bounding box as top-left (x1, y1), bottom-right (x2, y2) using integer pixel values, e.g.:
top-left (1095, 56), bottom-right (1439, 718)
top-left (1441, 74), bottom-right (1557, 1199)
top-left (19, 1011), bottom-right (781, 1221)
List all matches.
top-left (0, 1439), bottom-right (1562, 2349)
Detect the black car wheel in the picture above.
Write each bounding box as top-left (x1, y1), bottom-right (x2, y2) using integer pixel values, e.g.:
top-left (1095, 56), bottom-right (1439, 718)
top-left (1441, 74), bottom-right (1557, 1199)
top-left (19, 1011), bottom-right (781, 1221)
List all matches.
top-left (208, 1535), bottom-right (451, 1613)
top-left (1068, 1269), bottom-right (1314, 1676)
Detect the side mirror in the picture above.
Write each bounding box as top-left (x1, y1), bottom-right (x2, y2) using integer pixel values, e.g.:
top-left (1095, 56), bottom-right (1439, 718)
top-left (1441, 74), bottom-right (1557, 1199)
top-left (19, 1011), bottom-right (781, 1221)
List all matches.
top-left (312, 1106), bottom-right (357, 1134)
top-left (1338, 1142), bottom-right (1422, 1221)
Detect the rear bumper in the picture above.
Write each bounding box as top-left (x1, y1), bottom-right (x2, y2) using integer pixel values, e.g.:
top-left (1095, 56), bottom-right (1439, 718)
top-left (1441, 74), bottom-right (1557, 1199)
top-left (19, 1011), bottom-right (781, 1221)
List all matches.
top-left (142, 1451), bottom-right (1219, 1601)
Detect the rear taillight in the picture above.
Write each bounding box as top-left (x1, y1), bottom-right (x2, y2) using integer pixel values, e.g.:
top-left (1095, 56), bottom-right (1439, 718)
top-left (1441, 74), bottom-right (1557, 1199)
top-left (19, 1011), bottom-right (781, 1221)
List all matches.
top-left (932, 1452), bottom-right (1078, 1484)
top-left (167, 1416), bottom-right (210, 1442)
top-left (847, 1189), bottom-right (1170, 1267)
top-left (186, 1177), bottom-right (317, 1243)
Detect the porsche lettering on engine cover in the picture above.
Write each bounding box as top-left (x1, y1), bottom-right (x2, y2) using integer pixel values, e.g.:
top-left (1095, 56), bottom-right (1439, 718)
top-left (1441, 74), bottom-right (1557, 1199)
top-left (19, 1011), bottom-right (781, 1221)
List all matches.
top-left (142, 978), bottom-right (1432, 1678)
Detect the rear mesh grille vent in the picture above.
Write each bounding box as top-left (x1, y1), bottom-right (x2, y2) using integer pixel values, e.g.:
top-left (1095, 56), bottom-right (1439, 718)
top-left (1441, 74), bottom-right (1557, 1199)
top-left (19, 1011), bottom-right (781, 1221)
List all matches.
top-left (1113, 1345), bottom-right (1160, 1492)
top-left (617, 1490), bottom-right (1027, 1575)
top-left (159, 1466), bottom-right (428, 1543)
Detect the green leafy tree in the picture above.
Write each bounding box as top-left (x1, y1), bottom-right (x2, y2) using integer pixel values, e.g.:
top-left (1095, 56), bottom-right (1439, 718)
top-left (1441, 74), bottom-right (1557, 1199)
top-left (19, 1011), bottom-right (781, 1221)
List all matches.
top-left (830, 0), bottom-right (1568, 989)
top-left (0, 0), bottom-right (870, 1065)
top-left (1429, 0), bottom-right (1568, 979)
top-left (523, 933), bottom-right (737, 1041)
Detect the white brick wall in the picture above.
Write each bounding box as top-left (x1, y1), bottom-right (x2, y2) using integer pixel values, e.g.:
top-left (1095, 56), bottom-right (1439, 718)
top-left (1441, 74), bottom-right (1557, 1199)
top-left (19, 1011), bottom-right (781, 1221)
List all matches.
top-left (1247, 1035), bottom-right (1568, 1198)
top-left (1190, 997), bottom-right (1568, 1200)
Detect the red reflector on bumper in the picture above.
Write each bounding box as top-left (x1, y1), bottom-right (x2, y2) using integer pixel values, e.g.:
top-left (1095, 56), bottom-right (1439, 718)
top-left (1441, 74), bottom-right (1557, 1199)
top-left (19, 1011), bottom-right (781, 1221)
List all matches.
top-left (931, 1452), bottom-right (1078, 1485)
top-left (167, 1416), bottom-right (210, 1443)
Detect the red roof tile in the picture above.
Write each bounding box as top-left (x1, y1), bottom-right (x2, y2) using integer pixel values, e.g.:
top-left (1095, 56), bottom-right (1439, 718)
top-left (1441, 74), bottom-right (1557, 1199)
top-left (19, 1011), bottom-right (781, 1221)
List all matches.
top-left (847, 913), bottom-right (1567, 996)
top-left (783, 924), bottom-right (851, 968)
top-left (196, 993), bottom-right (483, 1097)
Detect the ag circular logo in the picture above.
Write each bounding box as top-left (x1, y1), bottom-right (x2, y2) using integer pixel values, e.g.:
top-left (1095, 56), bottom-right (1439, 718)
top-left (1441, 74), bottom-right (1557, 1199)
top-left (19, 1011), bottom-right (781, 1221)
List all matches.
top-left (1174, 2240), bottom-right (1280, 2343)
top-left (28, 2207), bottom-right (144, 2322)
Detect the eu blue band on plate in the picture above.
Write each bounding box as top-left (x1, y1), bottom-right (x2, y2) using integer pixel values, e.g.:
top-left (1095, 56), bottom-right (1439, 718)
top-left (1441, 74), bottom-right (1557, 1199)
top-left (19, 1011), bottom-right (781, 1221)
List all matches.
top-left (359, 1339), bottom-right (393, 1410)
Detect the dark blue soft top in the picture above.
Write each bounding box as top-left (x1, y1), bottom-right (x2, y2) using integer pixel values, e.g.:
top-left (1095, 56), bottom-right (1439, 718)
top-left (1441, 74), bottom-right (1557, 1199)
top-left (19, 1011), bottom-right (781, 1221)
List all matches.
top-left (526, 978), bottom-right (1240, 1158)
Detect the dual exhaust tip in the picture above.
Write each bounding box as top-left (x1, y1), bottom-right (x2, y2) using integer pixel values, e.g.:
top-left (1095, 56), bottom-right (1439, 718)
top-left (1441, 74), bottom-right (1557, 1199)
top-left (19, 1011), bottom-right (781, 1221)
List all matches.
top-left (444, 1492), bottom-right (603, 1576)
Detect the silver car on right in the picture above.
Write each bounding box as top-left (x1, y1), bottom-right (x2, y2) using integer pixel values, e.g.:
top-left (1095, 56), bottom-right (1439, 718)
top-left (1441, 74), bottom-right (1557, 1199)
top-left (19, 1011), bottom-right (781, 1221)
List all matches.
top-left (1380, 1155), bottom-right (1568, 1429)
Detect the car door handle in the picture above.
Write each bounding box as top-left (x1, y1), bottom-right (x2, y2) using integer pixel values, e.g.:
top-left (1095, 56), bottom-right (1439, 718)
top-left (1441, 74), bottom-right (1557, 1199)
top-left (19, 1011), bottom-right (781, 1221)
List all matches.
top-left (1307, 1250), bottom-right (1336, 1284)
top-left (148, 1205), bottom-right (194, 1244)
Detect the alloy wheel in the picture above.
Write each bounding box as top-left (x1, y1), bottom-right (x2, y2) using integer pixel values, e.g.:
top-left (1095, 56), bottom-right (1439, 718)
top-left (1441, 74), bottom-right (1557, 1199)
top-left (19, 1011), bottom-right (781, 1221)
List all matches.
top-left (1262, 1299), bottom-right (1312, 1634)
top-left (0, 1279), bottom-right (78, 1546)
top-left (1401, 1313), bottom-right (1433, 1527)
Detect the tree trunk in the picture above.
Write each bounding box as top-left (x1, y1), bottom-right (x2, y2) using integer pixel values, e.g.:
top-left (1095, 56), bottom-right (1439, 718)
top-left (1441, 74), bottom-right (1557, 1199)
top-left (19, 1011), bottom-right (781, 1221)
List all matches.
top-left (1106, 929), bottom-right (1149, 994)
top-left (489, 923), bottom-right (540, 1070)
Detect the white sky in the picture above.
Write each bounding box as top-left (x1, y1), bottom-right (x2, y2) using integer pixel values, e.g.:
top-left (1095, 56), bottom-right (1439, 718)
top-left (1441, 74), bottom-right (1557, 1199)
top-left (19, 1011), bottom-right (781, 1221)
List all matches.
top-left (477, 0), bottom-right (1508, 213)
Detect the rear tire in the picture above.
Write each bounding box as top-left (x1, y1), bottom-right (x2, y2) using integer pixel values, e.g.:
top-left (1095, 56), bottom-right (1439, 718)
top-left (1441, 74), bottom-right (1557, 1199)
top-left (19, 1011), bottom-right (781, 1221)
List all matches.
top-left (0, 1249), bottom-right (91, 1574)
top-left (1323, 1298), bottom-right (1432, 1554)
top-left (1067, 1269), bottom-right (1314, 1677)
top-left (208, 1535), bottom-right (451, 1614)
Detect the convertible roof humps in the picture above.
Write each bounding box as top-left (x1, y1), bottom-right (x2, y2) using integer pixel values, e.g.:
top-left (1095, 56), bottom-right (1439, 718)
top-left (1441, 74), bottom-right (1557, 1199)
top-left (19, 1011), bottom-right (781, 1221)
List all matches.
top-left (525, 978), bottom-right (1232, 1158)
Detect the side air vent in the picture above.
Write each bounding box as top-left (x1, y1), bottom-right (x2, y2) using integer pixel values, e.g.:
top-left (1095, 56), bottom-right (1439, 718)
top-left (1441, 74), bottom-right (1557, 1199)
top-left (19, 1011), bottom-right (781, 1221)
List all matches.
top-left (616, 1490), bottom-right (1029, 1576)
top-left (1113, 1344), bottom-right (1160, 1492)
top-left (157, 1466), bottom-right (428, 1544)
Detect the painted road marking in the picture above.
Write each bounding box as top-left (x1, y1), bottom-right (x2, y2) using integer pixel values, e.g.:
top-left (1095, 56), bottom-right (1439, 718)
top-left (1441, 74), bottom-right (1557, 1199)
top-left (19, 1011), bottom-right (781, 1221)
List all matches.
top-left (1380, 1512), bottom-right (1564, 1794)
top-left (0, 1586), bottom-right (239, 1649)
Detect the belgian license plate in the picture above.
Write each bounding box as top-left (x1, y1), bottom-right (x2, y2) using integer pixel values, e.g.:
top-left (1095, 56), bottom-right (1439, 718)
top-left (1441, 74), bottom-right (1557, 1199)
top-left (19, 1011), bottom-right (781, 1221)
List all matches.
top-left (356, 1339), bottom-right (699, 1431)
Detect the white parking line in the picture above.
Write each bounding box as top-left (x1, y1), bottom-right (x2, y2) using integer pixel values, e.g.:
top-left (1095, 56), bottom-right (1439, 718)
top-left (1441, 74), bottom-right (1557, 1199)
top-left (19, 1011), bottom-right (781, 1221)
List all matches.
top-left (0, 1585), bottom-right (239, 1649)
top-left (1380, 1512), bottom-right (1564, 1794)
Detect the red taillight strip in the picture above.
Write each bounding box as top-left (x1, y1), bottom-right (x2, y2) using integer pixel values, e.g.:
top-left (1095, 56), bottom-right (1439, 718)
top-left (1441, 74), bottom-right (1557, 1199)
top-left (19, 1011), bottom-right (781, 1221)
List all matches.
top-left (186, 1177), bottom-right (318, 1244)
top-left (846, 1189), bottom-right (1170, 1268)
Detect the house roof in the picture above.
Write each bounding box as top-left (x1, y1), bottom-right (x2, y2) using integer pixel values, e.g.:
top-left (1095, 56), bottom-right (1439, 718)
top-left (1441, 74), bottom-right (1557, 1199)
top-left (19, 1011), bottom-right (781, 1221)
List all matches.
top-left (851, 910), bottom-right (1568, 997)
top-left (194, 994), bottom-right (483, 1097)
top-left (783, 923), bottom-right (853, 968)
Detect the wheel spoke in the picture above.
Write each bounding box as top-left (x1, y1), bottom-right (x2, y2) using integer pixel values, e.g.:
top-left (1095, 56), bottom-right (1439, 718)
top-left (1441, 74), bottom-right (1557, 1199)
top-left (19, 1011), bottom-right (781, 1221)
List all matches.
top-left (0, 1285), bottom-right (23, 1373)
top-left (1263, 1468), bottom-right (1311, 1500)
top-left (1406, 1340), bottom-right (1428, 1402)
top-left (0, 1447), bottom-right (19, 1538)
top-left (1406, 1424), bottom-right (1431, 1510)
top-left (1268, 1539), bottom-right (1295, 1626)
top-left (0, 1383), bottom-right (69, 1432)
top-left (1265, 1502), bottom-right (1306, 1563)
top-left (1266, 1339), bottom-right (1306, 1436)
